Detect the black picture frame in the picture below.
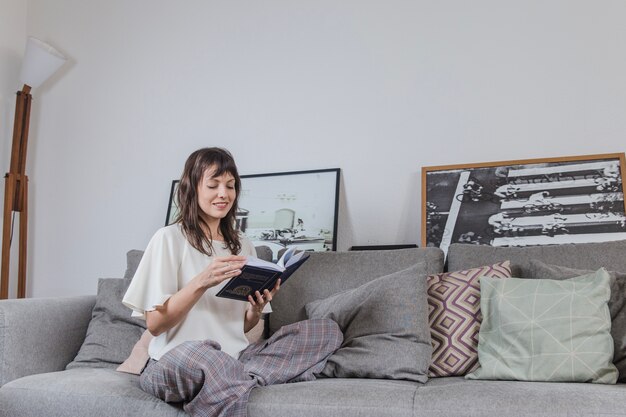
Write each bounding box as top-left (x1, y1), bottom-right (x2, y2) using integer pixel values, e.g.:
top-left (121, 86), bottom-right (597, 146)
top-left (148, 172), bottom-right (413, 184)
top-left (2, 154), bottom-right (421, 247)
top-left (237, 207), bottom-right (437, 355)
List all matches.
top-left (350, 244), bottom-right (418, 251)
top-left (422, 153), bottom-right (626, 255)
top-left (165, 180), bottom-right (179, 227)
top-left (166, 168), bottom-right (341, 261)
top-left (238, 168), bottom-right (340, 260)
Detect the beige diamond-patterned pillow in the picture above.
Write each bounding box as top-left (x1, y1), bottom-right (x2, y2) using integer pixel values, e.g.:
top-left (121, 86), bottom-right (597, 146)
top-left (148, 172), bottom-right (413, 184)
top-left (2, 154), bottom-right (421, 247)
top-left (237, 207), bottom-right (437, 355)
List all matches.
top-left (428, 261), bottom-right (512, 377)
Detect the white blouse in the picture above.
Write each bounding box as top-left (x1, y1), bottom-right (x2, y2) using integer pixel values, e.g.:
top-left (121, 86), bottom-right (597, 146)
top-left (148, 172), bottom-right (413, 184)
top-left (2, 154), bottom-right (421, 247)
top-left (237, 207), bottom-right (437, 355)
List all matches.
top-left (122, 224), bottom-right (257, 360)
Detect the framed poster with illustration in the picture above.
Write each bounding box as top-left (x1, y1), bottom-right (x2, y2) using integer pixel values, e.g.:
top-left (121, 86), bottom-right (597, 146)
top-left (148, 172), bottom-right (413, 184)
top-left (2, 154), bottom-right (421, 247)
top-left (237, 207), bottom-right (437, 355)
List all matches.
top-left (166, 168), bottom-right (341, 261)
top-left (422, 153), bottom-right (626, 255)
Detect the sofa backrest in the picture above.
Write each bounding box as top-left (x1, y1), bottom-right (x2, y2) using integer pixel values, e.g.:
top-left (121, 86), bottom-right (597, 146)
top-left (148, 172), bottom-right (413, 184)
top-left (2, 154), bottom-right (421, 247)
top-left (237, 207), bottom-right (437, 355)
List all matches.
top-left (447, 239), bottom-right (626, 277)
top-left (268, 247), bottom-right (445, 335)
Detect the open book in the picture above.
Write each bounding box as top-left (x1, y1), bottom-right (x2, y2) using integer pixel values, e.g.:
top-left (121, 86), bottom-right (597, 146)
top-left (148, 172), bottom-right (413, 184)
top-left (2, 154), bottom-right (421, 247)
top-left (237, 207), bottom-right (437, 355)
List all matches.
top-left (215, 247), bottom-right (310, 301)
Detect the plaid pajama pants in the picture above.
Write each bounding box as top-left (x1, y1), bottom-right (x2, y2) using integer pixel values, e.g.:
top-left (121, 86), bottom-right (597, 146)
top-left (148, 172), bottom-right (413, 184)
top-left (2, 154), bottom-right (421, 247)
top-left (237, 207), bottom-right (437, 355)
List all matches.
top-left (139, 318), bottom-right (343, 417)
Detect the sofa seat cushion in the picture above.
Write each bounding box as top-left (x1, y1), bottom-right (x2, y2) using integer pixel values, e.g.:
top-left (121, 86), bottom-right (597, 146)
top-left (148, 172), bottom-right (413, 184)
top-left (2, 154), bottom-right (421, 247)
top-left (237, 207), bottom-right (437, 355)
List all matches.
top-left (0, 368), bottom-right (185, 417)
top-left (413, 377), bottom-right (626, 417)
top-left (248, 378), bottom-right (419, 417)
top-left (0, 370), bottom-right (419, 417)
top-left (2, 369), bottom-right (624, 417)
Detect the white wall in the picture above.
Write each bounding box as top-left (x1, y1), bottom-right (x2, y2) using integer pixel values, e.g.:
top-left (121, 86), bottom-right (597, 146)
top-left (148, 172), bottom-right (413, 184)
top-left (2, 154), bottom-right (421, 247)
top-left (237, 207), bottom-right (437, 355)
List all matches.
top-left (0, 0), bottom-right (27, 298)
top-left (3, 0), bottom-right (625, 297)
top-left (0, 0), bottom-right (26, 160)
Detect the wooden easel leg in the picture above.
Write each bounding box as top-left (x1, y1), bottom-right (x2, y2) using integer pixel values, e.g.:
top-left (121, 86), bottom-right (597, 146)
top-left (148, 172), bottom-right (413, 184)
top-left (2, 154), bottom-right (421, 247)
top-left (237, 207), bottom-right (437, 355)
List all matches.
top-left (2, 89), bottom-right (33, 300)
top-left (17, 177), bottom-right (27, 298)
top-left (1, 175), bottom-right (16, 299)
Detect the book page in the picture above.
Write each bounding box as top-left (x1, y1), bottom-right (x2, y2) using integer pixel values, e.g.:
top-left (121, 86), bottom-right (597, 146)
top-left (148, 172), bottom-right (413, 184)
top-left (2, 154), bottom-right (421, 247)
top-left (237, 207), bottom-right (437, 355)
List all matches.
top-left (284, 250), bottom-right (306, 268)
top-left (246, 256), bottom-right (283, 272)
top-left (276, 246), bottom-right (296, 269)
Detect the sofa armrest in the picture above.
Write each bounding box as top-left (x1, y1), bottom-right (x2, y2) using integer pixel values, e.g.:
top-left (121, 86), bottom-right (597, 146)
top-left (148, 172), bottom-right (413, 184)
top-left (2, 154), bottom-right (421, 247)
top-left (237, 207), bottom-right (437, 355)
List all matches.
top-left (0, 295), bottom-right (96, 386)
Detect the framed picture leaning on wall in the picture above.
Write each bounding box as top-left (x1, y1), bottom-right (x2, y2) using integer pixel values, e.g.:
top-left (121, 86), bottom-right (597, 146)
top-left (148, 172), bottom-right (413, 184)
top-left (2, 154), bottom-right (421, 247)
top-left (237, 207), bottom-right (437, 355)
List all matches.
top-left (165, 180), bottom-right (180, 226)
top-left (166, 168), bottom-right (341, 262)
top-left (422, 153), bottom-right (626, 255)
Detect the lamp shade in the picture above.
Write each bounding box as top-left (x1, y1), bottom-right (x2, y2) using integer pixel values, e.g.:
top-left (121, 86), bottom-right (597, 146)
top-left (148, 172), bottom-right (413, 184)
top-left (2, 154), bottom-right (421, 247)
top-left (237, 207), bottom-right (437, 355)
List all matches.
top-left (19, 37), bottom-right (66, 89)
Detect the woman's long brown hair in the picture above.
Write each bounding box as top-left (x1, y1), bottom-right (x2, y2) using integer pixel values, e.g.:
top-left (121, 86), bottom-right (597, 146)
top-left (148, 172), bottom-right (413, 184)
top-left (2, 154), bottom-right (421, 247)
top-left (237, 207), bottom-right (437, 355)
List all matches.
top-left (173, 148), bottom-right (242, 256)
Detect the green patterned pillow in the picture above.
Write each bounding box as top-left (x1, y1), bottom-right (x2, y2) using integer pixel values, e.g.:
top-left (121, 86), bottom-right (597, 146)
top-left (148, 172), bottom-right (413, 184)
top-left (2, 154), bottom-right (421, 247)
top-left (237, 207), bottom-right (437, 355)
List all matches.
top-left (467, 269), bottom-right (617, 384)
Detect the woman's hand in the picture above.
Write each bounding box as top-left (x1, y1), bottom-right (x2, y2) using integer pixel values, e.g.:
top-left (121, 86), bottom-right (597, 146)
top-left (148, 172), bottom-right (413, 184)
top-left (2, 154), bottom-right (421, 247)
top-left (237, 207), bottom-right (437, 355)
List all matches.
top-left (198, 255), bottom-right (247, 289)
top-left (244, 279), bottom-right (281, 332)
top-left (147, 255), bottom-right (247, 336)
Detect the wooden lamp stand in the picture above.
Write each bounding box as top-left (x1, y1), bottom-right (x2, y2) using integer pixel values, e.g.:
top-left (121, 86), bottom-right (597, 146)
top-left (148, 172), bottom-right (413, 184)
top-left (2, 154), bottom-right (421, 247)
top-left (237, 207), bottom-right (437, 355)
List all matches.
top-left (0, 37), bottom-right (66, 299)
top-left (1, 85), bottom-right (32, 299)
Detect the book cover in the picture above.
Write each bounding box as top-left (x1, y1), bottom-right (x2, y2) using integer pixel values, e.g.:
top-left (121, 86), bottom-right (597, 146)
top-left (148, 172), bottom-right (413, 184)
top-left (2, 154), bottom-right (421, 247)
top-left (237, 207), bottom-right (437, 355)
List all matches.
top-left (216, 248), bottom-right (310, 301)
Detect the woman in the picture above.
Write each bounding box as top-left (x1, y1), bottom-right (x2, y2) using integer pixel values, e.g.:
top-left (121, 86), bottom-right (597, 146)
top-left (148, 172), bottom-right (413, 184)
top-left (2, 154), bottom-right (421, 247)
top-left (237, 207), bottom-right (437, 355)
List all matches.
top-left (123, 148), bottom-right (342, 417)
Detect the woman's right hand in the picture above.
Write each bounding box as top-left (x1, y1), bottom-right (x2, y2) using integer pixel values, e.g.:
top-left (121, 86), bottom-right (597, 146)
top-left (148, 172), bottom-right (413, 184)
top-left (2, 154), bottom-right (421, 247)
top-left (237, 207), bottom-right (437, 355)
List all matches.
top-left (146, 255), bottom-right (247, 336)
top-left (198, 255), bottom-right (247, 289)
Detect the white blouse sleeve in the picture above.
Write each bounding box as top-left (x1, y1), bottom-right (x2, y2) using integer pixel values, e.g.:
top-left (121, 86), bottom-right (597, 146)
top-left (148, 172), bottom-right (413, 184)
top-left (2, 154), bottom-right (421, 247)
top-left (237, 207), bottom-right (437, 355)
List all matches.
top-left (122, 227), bottom-right (181, 319)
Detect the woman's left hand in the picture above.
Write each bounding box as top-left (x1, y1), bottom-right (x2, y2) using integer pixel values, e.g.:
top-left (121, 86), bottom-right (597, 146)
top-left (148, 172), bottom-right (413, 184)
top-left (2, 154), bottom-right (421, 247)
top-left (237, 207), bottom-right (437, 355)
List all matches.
top-left (247, 279), bottom-right (281, 316)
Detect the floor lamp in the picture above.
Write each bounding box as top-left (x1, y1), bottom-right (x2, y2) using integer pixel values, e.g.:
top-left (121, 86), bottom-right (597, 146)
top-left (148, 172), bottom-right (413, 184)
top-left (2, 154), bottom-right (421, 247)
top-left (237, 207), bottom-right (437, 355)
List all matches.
top-left (0, 37), bottom-right (66, 299)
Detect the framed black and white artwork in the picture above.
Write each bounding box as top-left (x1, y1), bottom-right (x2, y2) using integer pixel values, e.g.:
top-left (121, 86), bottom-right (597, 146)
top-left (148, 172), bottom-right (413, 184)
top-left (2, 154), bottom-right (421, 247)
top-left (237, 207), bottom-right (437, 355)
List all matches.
top-left (165, 180), bottom-right (179, 227)
top-left (238, 168), bottom-right (340, 261)
top-left (166, 168), bottom-right (341, 261)
top-left (422, 153), bottom-right (626, 255)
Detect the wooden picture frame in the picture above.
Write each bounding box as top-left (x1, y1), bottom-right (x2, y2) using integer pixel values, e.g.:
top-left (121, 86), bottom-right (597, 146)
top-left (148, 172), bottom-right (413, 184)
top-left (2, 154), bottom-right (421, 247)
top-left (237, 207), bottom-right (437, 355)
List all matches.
top-left (421, 153), bottom-right (626, 254)
top-left (166, 168), bottom-right (341, 261)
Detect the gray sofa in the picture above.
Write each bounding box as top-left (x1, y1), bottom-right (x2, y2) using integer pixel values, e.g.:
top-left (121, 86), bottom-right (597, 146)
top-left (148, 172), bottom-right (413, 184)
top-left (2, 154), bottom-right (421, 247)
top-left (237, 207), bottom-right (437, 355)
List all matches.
top-left (1, 242), bottom-right (626, 417)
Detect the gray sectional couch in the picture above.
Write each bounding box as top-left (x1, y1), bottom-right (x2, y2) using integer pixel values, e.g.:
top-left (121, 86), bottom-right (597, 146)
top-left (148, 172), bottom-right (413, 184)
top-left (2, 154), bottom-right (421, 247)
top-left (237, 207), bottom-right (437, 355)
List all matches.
top-left (1, 241), bottom-right (626, 417)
